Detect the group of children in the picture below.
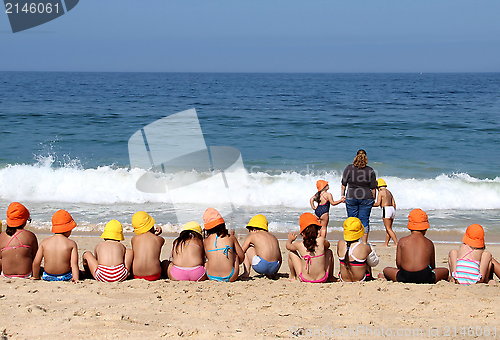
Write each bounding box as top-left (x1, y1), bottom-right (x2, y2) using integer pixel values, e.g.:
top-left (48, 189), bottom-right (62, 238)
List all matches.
top-left (1, 195), bottom-right (499, 285)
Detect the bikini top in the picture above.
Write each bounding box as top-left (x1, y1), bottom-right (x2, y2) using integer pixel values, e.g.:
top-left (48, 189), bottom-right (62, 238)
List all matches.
top-left (339, 241), bottom-right (366, 266)
top-left (206, 235), bottom-right (234, 258)
top-left (1, 229), bottom-right (31, 252)
top-left (303, 252), bottom-right (325, 273)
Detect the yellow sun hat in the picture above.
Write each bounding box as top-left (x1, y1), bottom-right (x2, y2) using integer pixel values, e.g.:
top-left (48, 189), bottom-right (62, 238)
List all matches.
top-left (132, 211), bottom-right (155, 235)
top-left (183, 221), bottom-right (202, 235)
top-left (377, 178), bottom-right (387, 187)
top-left (100, 219), bottom-right (124, 241)
top-left (343, 217), bottom-right (365, 241)
top-left (246, 214), bottom-right (268, 231)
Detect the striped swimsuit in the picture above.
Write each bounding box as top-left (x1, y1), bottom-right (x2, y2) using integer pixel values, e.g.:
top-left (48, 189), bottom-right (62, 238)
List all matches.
top-left (94, 264), bottom-right (129, 282)
top-left (452, 248), bottom-right (482, 285)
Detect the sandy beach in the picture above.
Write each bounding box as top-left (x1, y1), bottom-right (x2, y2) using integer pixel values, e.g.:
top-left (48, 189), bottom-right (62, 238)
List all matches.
top-left (0, 233), bottom-right (498, 339)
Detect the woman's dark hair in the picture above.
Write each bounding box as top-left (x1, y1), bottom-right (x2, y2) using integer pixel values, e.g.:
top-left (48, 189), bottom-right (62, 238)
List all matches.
top-left (6, 223), bottom-right (25, 237)
top-left (173, 230), bottom-right (203, 254)
top-left (302, 224), bottom-right (320, 253)
top-left (204, 223), bottom-right (228, 238)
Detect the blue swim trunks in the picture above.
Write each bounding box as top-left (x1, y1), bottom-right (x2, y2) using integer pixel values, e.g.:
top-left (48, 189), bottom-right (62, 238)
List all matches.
top-left (42, 271), bottom-right (73, 282)
top-left (252, 256), bottom-right (280, 276)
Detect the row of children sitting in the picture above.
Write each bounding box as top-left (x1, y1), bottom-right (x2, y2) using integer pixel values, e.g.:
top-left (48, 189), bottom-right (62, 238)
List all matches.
top-left (1, 202), bottom-right (499, 284)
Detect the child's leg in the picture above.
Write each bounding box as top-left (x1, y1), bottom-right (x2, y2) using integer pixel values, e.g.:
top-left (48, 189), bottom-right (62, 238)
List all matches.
top-left (242, 246), bottom-right (256, 278)
top-left (448, 249), bottom-right (458, 282)
top-left (434, 267), bottom-right (449, 282)
top-left (382, 267), bottom-right (399, 281)
top-left (229, 256), bottom-right (241, 282)
top-left (383, 218), bottom-right (398, 246)
top-left (319, 214), bottom-right (329, 238)
top-left (82, 251), bottom-right (98, 279)
top-left (288, 251), bottom-right (302, 280)
top-left (479, 251), bottom-right (493, 283)
top-left (492, 257), bottom-right (500, 279)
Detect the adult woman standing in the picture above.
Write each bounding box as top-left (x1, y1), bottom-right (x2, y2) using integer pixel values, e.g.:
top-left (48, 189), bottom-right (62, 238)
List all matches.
top-left (341, 149), bottom-right (377, 242)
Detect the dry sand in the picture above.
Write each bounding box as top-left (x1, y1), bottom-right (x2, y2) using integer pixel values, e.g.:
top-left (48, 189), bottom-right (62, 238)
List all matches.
top-left (0, 233), bottom-right (499, 339)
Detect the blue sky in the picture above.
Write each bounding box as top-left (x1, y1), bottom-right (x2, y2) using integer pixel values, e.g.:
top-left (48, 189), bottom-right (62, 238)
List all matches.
top-left (1, 0), bottom-right (499, 72)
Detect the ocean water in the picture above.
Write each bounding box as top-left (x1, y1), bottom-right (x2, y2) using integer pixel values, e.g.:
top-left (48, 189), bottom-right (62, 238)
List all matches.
top-left (0, 72), bottom-right (499, 238)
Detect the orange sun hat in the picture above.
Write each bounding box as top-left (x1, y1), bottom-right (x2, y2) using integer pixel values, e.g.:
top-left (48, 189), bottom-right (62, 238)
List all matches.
top-left (299, 212), bottom-right (320, 233)
top-left (52, 209), bottom-right (77, 233)
top-left (316, 180), bottom-right (328, 191)
top-left (6, 202), bottom-right (30, 227)
top-left (203, 208), bottom-right (225, 230)
top-left (407, 208), bottom-right (430, 231)
top-left (462, 224), bottom-right (485, 248)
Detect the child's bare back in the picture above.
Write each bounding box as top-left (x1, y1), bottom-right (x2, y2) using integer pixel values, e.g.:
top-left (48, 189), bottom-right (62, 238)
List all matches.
top-left (95, 240), bottom-right (127, 266)
top-left (37, 235), bottom-right (78, 276)
top-left (131, 231), bottom-right (164, 277)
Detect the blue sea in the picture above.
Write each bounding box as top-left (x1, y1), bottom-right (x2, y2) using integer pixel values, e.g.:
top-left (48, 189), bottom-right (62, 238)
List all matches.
top-left (0, 72), bottom-right (499, 238)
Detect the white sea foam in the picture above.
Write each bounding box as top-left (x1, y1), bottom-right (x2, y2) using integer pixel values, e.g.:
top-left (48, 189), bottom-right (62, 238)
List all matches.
top-left (0, 159), bottom-right (499, 210)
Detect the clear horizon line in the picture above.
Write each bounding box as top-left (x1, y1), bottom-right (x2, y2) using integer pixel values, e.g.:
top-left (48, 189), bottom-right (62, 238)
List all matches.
top-left (1, 70), bottom-right (499, 74)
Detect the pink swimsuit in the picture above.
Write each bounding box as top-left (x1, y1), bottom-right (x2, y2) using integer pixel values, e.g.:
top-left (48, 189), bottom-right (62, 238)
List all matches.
top-left (299, 253), bottom-right (328, 283)
top-left (170, 265), bottom-right (206, 281)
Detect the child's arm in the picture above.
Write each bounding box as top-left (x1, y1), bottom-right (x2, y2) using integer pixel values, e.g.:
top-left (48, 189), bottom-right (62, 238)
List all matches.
top-left (286, 232), bottom-right (298, 251)
top-left (70, 242), bottom-right (79, 281)
top-left (309, 196), bottom-right (317, 210)
top-left (395, 242), bottom-right (402, 269)
top-left (31, 242), bottom-right (44, 280)
top-left (392, 196), bottom-right (397, 210)
top-left (372, 191), bottom-right (382, 207)
top-left (241, 234), bottom-right (253, 253)
top-left (232, 233), bottom-right (245, 263)
top-left (326, 193), bottom-right (344, 206)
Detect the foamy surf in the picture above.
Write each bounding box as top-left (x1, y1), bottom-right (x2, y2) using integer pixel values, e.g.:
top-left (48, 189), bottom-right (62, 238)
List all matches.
top-left (0, 161), bottom-right (499, 210)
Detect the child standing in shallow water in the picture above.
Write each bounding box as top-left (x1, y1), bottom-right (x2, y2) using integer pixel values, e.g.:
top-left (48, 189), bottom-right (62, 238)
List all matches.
top-left (32, 210), bottom-right (79, 282)
top-left (168, 222), bottom-right (207, 281)
top-left (372, 178), bottom-right (398, 247)
top-left (309, 180), bottom-right (345, 237)
top-left (241, 214), bottom-right (281, 278)
top-left (287, 212), bottom-right (334, 283)
top-left (83, 220), bottom-right (133, 282)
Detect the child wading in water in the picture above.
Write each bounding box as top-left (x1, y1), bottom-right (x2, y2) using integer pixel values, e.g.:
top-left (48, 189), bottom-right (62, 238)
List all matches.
top-left (373, 178), bottom-right (398, 247)
top-left (287, 212), bottom-right (334, 283)
top-left (309, 180), bottom-right (345, 237)
top-left (83, 220), bottom-right (133, 282)
top-left (32, 210), bottom-right (79, 282)
top-left (203, 208), bottom-right (244, 282)
top-left (168, 222), bottom-right (207, 281)
top-left (241, 214), bottom-right (281, 279)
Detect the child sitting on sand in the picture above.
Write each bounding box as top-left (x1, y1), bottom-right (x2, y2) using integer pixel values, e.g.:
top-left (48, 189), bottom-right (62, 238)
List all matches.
top-left (448, 224), bottom-right (494, 284)
top-left (203, 208), bottom-right (245, 282)
top-left (168, 222), bottom-right (207, 281)
top-left (287, 212), bottom-right (334, 283)
top-left (83, 220), bottom-right (133, 282)
top-left (131, 211), bottom-right (166, 281)
top-left (0, 202), bottom-right (38, 278)
top-left (32, 210), bottom-right (79, 282)
top-left (381, 209), bottom-right (448, 284)
top-left (241, 214), bottom-right (281, 278)
top-left (372, 178), bottom-right (398, 247)
top-left (309, 180), bottom-right (345, 237)
top-left (337, 217), bottom-right (378, 282)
